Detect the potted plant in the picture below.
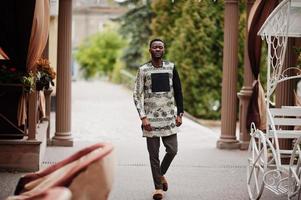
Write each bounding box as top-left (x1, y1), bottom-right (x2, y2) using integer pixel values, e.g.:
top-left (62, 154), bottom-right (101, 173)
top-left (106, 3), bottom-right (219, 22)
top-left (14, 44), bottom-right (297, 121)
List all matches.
top-left (35, 58), bottom-right (56, 91)
top-left (0, 59), bottom-right (56, 138)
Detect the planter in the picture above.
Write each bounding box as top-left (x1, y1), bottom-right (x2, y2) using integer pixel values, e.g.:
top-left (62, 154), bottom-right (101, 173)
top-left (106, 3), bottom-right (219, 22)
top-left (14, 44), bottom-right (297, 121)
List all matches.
top-left (0, 84), bottom-right (25, 139)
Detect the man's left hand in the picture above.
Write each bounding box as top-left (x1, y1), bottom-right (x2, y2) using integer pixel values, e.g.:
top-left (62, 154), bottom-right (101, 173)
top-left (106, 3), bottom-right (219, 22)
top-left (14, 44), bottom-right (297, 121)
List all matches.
top-left (176, 116), bottom-right (182, 127)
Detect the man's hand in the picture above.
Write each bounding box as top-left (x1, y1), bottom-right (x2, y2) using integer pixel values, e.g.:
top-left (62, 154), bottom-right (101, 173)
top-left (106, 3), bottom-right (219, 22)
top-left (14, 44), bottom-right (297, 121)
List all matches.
top-left (176, 115), bottom-right (182, 127)
top-left (142, 117), bottom-right (152, 131)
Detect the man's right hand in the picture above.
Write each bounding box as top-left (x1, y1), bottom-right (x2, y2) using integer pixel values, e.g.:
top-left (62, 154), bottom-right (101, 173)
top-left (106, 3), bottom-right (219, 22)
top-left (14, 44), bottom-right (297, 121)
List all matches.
top-left (142, 117), bottom-right (152, 131)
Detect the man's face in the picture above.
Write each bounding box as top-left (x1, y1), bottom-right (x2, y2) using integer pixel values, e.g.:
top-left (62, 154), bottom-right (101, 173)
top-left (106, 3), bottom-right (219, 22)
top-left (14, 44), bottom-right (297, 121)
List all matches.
top-left (150, 41), bottom-right (164, 59)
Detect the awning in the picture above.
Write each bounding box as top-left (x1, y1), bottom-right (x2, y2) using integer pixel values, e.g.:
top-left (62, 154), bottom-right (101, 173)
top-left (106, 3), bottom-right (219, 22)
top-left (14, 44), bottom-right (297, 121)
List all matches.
top-left (258, 0), bottom-right (301, 37)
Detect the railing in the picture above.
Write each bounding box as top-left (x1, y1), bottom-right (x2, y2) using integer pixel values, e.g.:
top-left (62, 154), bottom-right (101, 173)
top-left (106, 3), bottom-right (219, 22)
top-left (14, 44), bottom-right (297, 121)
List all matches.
top-left (0, 84), bottom-right (26, 139)
top-left (0, 84), bottom-right (52, 141)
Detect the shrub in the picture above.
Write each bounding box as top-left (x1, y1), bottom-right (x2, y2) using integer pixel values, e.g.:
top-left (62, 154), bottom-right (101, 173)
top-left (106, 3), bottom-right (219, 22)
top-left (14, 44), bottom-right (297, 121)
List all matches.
top-left (75, 30), bottom-right (125, 79)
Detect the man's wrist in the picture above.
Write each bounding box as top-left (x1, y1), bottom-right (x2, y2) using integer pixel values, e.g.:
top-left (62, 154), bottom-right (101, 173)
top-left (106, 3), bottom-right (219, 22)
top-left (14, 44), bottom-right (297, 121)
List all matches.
top-left (178, 113), bottom-right (184, 117)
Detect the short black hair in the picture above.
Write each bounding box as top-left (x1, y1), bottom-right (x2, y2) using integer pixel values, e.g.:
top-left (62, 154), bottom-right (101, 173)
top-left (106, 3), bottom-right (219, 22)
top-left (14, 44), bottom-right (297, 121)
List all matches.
top-left (149, 38), bottom-right (164, 48)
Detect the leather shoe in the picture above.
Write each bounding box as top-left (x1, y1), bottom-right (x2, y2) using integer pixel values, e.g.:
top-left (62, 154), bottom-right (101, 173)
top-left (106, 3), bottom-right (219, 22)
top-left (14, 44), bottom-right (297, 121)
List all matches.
top-left (160, 176), bottom-right (168, 191)
top-left (153, 189), bottom-right (163, 200)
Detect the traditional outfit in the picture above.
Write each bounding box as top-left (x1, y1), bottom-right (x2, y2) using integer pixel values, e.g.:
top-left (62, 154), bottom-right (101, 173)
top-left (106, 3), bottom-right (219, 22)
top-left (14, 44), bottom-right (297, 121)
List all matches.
top-left (133, 60), bottom-right (184, 190)
top-left (133, 60), bottom-right (183, 137)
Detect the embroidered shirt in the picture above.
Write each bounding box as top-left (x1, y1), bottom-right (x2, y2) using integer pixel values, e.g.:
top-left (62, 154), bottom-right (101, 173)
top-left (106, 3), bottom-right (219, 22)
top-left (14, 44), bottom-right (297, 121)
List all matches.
top-left (133, 61), bottom-right (183, 137)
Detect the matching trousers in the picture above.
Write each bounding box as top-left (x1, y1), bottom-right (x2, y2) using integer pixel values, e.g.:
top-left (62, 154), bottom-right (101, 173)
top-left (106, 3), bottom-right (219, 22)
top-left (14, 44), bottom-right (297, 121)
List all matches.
top-left (146, 134), bottom-right (178, 189)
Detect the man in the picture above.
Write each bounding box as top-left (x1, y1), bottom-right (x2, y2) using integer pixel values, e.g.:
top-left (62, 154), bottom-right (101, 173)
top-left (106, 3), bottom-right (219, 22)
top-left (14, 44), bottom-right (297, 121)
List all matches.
top-left (133, 38), bottom-right (184, 200)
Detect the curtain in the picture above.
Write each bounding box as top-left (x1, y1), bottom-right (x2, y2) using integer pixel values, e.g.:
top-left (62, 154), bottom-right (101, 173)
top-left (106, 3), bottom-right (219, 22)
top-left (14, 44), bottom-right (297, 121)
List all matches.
top-left (246, 0), bottom-right (278, 130)
top-left (26, 0), bottom-right (50, 71)
top-left (18, 0), bottom-right (50, 126)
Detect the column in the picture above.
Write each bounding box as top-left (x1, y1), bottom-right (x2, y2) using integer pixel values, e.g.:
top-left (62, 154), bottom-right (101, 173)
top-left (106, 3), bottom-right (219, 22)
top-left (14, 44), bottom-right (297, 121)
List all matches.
top-left (52, 0), bottom-right (73, 146)
top-left (237, 0), bottom-right (255, 150)
top-left (28, 92), bottom-right (37, 140)
top-left (217, 0), bottom-right (240, 149)
top-left (44, 89), bottom-right (53, 141)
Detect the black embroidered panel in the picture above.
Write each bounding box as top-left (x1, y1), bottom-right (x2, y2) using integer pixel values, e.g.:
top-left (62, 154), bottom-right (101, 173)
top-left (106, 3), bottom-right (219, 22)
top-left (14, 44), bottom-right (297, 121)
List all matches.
top-left (151, 73), bottom-right (170, 92)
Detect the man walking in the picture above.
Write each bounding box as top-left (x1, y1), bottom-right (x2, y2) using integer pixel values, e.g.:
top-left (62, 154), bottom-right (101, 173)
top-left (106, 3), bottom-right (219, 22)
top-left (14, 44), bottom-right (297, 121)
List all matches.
top-left (133, 38), bottom-right (184, 200)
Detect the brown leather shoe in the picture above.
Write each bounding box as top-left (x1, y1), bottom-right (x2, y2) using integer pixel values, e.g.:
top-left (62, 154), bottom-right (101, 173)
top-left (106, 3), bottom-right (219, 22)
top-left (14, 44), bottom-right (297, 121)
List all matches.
top-left (160, 176), bottom-right (168, 191)
top-left (153, 189), bottom-right (163, 200)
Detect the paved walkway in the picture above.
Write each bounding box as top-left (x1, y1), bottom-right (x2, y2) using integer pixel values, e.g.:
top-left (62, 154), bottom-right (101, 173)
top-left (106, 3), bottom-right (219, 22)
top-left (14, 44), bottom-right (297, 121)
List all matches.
top-left (0, 80), bottom-right (286, 200)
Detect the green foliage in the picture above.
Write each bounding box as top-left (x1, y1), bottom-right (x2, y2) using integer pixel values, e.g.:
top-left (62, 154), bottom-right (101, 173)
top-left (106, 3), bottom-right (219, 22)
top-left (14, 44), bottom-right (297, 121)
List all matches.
top-left (0, 60), bottom-right (56, 93)
top-left (111, 59), bottom-right (123, 84)
top-left (117, 0), bottom-right (153, 68)
top-left (150, 0), bottom-right (246, 119)
top-left (75, 29), bottom-right (125, 79)
top-left (151, 0), bottom-right (184, 55)
top-left (116, 0), bottom-right (248, 120)
top-left (20, 72), bottom-right (35, 93)
top-left (151, 0), bottom-right (224, 119)
top-left (259, 42), bottom-right (268, 91)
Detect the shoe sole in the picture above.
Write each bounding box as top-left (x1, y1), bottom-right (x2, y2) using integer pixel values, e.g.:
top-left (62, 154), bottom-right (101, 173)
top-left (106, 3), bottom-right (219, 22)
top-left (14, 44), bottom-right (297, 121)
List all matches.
top-left (153, 194), bottom-right (163, 200)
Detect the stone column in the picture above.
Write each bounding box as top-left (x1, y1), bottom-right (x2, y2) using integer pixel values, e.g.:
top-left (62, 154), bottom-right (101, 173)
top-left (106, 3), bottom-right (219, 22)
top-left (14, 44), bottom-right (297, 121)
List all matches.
top-left (52, 0), bottom-right (73, 146)
top-left (217, 0), bottom-right (240, 149)
top-left (275, 38), bottom-right (297, 152)
top-left (28, 92), bottom-right (37, 140)
top-left (44, 89), bottom-right (53, 142)
top-left (237, 0), bottom-right (255, 150)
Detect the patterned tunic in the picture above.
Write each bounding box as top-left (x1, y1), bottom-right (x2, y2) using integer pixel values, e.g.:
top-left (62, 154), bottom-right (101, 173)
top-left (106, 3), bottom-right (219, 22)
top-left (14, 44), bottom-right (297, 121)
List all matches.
top-left (133, 61), bottom-right (183, 137)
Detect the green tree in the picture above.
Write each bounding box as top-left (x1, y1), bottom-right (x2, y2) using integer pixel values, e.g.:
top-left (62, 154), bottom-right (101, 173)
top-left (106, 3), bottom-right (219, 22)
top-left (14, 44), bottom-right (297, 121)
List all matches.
top-left (151, 0), bottom-right (246, 119)
top-left (117, 0), bottom-right (153, 69)
top-left (151, 0), bottom-right (184, 55)
top-left (75, 30), bottom-right (125, 79)
top-left (167, 1), bottom-right (224, 119)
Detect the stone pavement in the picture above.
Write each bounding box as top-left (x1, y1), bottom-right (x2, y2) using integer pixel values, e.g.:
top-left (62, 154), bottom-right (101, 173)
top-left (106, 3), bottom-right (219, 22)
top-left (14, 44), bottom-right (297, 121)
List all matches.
top-left (0, 80), bottom-right (287, 200)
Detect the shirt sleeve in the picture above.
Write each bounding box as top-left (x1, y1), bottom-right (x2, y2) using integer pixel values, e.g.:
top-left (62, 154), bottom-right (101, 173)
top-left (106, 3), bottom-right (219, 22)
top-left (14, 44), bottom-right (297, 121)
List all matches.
top-left (133, 68), bottom-right (146, 119)
top-left (173, 66), bottom-right (184, 115)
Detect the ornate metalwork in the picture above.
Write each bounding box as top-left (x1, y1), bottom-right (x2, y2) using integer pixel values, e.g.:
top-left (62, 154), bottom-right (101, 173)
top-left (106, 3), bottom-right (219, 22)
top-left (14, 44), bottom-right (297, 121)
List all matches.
top-left (264, 170), bottom-right (288, 194)
top-left (248, 1), bottom-right (301, 199)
